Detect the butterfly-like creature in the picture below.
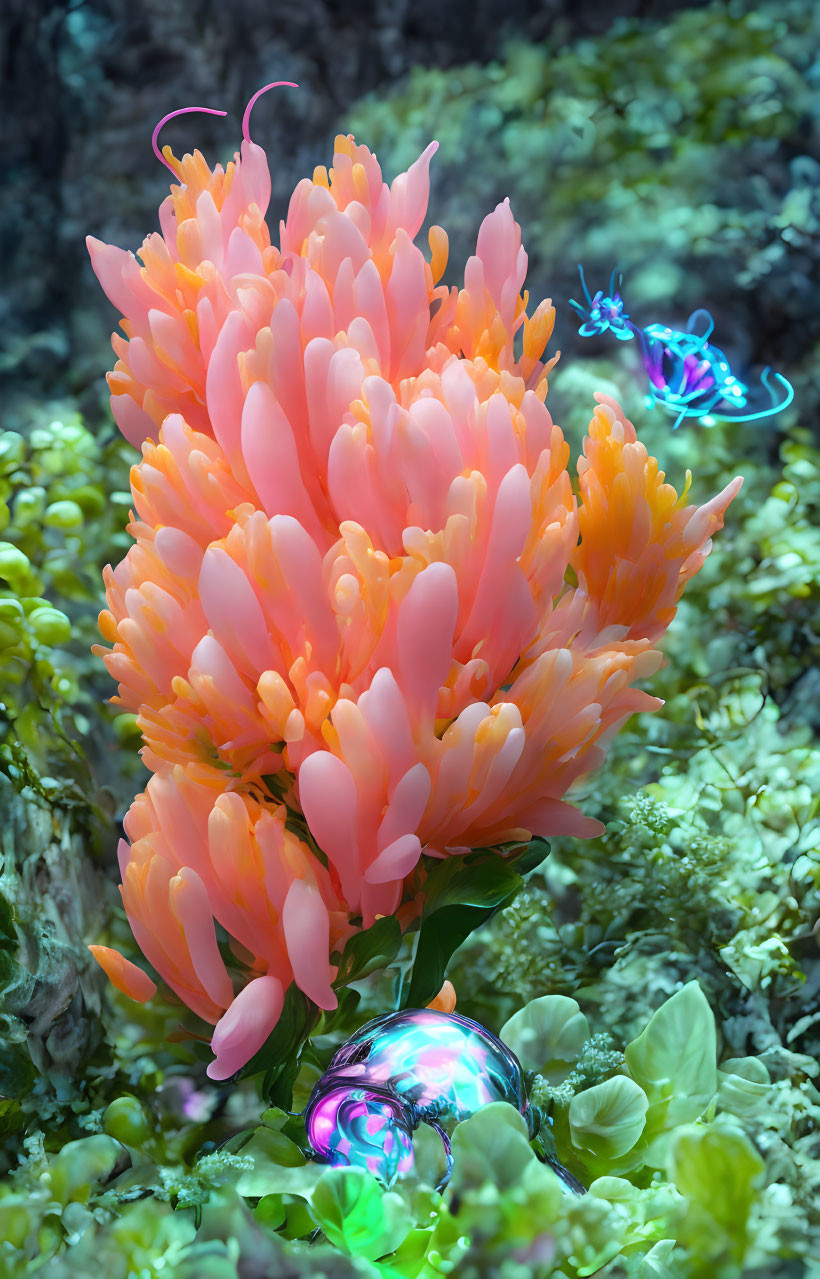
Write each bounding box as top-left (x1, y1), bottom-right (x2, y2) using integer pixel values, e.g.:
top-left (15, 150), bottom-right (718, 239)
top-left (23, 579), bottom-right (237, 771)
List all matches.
top-left (570, 267), bottom-right (793, 429)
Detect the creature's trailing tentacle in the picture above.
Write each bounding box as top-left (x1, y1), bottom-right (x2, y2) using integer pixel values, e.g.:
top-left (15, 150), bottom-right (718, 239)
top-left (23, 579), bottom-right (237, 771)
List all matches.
top-left (707, 368), bottom-right (795, 424)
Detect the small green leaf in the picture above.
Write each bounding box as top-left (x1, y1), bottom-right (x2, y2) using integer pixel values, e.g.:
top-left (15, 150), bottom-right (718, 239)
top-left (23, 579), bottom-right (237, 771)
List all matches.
top-left (332, 913), bottom-right (402, 986)
top-left (635, 1240), bottom-right (679, 1278)
top-left (448, 1102), bottom-right (544, 1195)
top-left (0, 1197), bottom-right (35, 1250)
top-left (668, 1124), bottom-right (765, 1262)
top-left (244, 1125), bottom-right (306, 1168)
top-left (309, 1166), bottom-right (412, 1260)
top-left (500, 994), bottom-right (590, 1080)
top-left (102, 1096), bottom-right (153, 1148)
top-left (0, 1097), bottom-right (23, 1139)
top-left (624, 982), bottom-right (717, 1132)
top-left (504, 835), bottom-right (551, 876)
top-left (47, 1135), bottom-right (123, 1205)
top-left (716, 1057), bottom-right (771, 1118)
top-left (719, 1056), bottom-right (770, 1084)
top-left (405, 850), bottom-right (524, 1007)
top-left (569, 1075), bottom-right (649, 1159)
top-left (235, 1137), bottom-right (324, 1200)
top-left (43, 499), bottom-right (84, 529)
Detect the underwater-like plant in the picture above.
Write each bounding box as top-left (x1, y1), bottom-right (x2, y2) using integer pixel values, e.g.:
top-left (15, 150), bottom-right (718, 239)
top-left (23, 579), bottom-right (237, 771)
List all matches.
top-left (85, 91), bottom-right (741, 1082)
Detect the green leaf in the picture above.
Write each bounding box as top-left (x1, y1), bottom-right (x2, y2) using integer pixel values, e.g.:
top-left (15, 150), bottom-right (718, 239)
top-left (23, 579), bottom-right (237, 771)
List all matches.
top-left (332, 913), bottom-right (402, 986)
top-left (500, 994), bottom-right (590, 1080)
top-left (230, 1120), bottom-right (318, 1202)
top-left (309, 1166), bottom-right (412, 1260)
top-left (447, 1102), bottom-right (552, 1196)
top-left (382, 1226), bottom-right (440, 1279)
top-left (668, 1124), bottom-right (765, 1262)
top-left (236, 1156), bottom-right (325, 1202)
top-left (242, 1125), bottom-right (306, 1168)
top-left (47, 1134), bottom-right (124, 1205)
top-left (569, 1076), bottom-right (649, 1159)
top-left (716, 1057), bottom-right (771, 1118)
top-left (405, 849), bottom-right (525, 1007)
top-left (0, 1097), bottom-right (23, 1139)
top-left (0, 890), bottom-right (16, 947)
top-left (504, 835), bottom-right (551, 876)
top-left (0, 1199), bottom-right (36, 1252)
top-left (634, 1240), bottom-right (680, 1278)
top-left (624, 982), bottom-right (717, 1134)
top-left (401, 1120), bottom-right (451, 1192)
top-left (316, 985), bottom-right (361, 1046)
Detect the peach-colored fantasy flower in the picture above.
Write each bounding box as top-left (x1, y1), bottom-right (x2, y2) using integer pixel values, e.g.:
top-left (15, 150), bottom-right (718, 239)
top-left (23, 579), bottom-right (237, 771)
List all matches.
top-left (89, 94), bottom-right (741, 1079)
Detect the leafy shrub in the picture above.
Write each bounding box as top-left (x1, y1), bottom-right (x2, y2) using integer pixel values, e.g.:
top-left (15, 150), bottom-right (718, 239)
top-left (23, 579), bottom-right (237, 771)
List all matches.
top-left (1, 980), bottom-right (816, 1276)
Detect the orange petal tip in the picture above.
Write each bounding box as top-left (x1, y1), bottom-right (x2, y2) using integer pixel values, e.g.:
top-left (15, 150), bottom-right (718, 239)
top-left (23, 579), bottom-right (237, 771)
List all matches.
top-left (89, 944), bottom-right (157, 1002)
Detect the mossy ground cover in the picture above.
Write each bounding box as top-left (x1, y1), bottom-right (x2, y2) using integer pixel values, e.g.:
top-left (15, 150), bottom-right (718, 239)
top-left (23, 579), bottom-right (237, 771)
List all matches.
top-left (1, 1), bottom-right (819, 1275)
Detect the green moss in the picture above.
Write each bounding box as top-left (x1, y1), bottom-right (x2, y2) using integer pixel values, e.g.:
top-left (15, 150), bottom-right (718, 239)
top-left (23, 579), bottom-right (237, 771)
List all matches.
top-left (0, 413), bottom-right (145, 1166)
top-left (0, 413), bottom-right (135, 788)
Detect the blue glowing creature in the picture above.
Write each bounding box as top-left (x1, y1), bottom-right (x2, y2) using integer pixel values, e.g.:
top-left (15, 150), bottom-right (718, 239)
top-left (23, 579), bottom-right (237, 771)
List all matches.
top-left (304, 1008), bottom-right (585, 1194)
top-left (569, 267), bottom-right (794, 429)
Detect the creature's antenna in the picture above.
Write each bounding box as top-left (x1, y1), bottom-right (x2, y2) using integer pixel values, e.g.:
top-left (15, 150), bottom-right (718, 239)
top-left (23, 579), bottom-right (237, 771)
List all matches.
top-left (610, 269), bottom-right (625, 300)
top-left (151, 106), bottom-right (228, 176)
top-left (577, 263), bottom-right (593, 308)
top-left (242, 81), bottom-right (299, 145)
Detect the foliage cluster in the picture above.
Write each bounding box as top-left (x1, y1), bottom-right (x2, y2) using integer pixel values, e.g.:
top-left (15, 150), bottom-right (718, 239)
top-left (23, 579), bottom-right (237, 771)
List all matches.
top-left (0, 413), bottom-right (136, 788)
top-left (0, 414), bottom-right (139, 1154)
top-left (3, 981), bottom-right (817, 1278)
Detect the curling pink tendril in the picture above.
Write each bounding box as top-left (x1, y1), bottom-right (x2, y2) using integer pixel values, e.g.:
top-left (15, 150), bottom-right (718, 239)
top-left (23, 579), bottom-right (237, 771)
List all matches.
top-left (151, 107), bottom-right (229, 176)
top-left (242, 81), bottom-right (299, 144)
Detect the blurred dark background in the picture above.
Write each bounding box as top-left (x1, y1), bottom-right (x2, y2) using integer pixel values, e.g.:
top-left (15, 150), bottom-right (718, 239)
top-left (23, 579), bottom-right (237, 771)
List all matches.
top-left (1, 0), bottom-right (817, 432)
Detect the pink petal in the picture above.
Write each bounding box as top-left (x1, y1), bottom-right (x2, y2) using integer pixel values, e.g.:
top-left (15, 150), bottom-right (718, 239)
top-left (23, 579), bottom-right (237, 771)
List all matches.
top-left (112, 394), bottom-right (155, 449)
top-left (364, 833), bottom-right (422, 884)
top-left (205, 309), bottom-right (253, 478)
top-left (377, 763), bottom-right (431, 852)
top-left (199, 546), bottom-right (272, 676)
top-left (240, 380), bottom-right (319, 533)
top-left (154, 527), bottom-right (203, 579)
top-left (389, 141), bottom-right (437, 241)
top-left (298, 752), bottom-right (361, 901)
top-left (515, 797), bottom-right (605, 839)
top-left (396, 562), bottom-right (459, 720)
top-left (169, 867), bottom-right (234, 1008)
top-left (207, 975), bottom-right (284, 1080)
top-left (282, 879), bottom-right (337, 1010)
